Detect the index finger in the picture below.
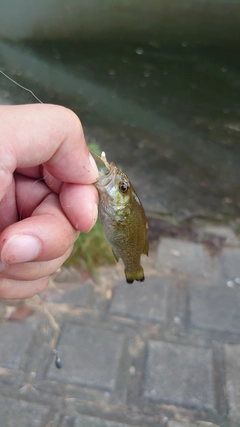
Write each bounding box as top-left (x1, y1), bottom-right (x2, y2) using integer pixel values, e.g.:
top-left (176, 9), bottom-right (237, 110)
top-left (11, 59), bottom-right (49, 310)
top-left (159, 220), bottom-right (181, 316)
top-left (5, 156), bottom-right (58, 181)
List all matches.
top-left (0, 104), bottom-right (98, 195)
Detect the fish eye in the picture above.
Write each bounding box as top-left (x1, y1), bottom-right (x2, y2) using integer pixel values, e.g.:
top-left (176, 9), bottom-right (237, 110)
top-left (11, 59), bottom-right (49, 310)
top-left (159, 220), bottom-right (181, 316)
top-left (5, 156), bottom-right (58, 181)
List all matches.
top-left (119, 181), bottom-right (129, 193)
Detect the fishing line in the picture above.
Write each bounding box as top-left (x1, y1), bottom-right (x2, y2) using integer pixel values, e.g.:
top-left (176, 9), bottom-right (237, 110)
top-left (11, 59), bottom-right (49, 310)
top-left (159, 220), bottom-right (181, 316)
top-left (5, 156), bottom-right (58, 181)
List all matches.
top-left (0, 70), bottom-right (101, 159)
top-left (0, 71), bottom-right (109, 368)
top-left (0, 70), bottom-right (43, 103)
top-left (0, 70), bottom-right (63, 369)
top-left (0, 71), bottom-right (49, 224)
top-left (18, 173), bottom-right (50, 220)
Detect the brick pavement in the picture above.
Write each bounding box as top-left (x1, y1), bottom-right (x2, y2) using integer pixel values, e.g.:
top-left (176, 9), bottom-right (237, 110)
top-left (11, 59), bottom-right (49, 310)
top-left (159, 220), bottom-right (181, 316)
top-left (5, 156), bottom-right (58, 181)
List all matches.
top-left (0, 229), bottom-right (240, 427)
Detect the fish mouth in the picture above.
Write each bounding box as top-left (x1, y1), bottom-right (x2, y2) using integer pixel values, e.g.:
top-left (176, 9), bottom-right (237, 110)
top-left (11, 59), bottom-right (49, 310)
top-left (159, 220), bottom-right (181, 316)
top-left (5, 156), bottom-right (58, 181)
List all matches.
top-left (94, 164), bottom-right (117, 191)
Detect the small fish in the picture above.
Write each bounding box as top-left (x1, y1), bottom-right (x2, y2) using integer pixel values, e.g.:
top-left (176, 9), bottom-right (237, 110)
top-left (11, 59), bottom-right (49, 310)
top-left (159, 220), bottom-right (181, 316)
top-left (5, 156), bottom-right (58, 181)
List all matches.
top-left (94, 152), bottom-right (149, 284)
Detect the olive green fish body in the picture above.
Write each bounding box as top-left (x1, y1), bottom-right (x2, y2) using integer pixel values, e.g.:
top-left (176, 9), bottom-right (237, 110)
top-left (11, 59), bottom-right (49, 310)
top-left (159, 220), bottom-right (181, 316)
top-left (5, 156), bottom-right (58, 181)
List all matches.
top-left (95, 157), bottom-right (148, 283)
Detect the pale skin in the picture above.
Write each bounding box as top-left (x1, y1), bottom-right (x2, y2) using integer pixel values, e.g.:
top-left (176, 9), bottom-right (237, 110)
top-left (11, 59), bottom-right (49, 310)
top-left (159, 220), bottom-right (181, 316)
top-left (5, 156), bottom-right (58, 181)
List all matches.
top-left (0, 104), bottom-right (99, 299)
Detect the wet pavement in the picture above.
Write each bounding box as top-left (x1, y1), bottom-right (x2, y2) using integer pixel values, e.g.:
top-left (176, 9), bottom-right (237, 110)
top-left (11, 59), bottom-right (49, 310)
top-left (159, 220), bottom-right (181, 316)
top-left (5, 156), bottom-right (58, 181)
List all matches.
top-left (0, 41), bottom-right (240, 426)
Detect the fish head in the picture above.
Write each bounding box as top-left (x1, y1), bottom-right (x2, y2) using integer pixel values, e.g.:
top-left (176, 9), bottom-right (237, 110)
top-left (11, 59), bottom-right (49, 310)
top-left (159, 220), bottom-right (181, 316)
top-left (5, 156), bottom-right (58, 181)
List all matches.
top-left (95, 163), bottom-right (133, 213)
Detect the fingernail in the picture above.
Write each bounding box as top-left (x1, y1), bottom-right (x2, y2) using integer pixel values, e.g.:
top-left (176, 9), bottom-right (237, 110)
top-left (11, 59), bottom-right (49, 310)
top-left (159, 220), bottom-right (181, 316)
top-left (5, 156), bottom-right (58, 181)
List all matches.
top-left (89, 154), bottom-right (99, 180)
top-left (1, 234), bottom-right (41, 264)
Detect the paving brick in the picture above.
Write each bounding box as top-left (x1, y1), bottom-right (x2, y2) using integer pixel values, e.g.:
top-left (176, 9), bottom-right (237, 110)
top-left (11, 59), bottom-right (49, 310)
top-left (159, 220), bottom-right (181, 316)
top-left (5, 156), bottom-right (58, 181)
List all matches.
top-left (0, 396), bottom-right (49, 427)
top-left (220, 247), bottom-right (240, 281)
top-left (109, 277), bottom-right (167, 322)
top-left (224, 344), bottom-right (240, 424)
top-left (168, 422), bottom-right (197, 427)
top-left (168, 423), bottom-right (222, 427)
top-left (143, 341), bottom-right (214, 410)
top-left (47, 324), bottom-right (125, 392)
top-left (197, 223), bottom-right (236, 242)
top-left (190, 286), bottom-right (240, 333)
top-left (0, 319), bottom-right (38, 370)
top-left (62, 413), bottom-right (132, 427)
top-left (43, 282), bottom-right (91, 306)
top-left (156, 238), bottom-right (212, 277)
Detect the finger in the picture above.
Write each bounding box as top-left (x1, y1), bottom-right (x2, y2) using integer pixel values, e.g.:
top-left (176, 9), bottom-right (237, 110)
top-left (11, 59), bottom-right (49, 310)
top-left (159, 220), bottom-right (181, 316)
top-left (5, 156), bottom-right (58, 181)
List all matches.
top-left (0, 193), bottom-right (79, 264)
top-left (0, 276), bottom-right (49, 299)
top-left (60, 183), bottom-right (99, 232)
top-left (42, 167), bottom-right (63, 194)
top-left (16, 166), bottom-right (42, 179)
top-left (15, 173), bottom-right (52, 218)
top-left (0, 247), bottom-right (73, 281)
top-left (15, 174), bottom-right (98, 232)
top-left (0, 178), bottom-right (18, 233)
top-left (0, 104), bottom-right (99, 201)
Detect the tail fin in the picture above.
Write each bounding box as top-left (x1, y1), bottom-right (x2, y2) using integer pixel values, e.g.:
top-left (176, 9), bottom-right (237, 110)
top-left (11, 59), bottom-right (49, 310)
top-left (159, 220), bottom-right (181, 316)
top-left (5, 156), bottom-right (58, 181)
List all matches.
top-left (125, 266), bottom-right (145, 284)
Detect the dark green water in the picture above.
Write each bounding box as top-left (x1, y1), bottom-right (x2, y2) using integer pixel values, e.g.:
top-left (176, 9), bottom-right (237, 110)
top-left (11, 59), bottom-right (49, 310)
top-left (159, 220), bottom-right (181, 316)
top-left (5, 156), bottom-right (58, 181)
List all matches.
top-left (1, 40), bottom-right (240, 222)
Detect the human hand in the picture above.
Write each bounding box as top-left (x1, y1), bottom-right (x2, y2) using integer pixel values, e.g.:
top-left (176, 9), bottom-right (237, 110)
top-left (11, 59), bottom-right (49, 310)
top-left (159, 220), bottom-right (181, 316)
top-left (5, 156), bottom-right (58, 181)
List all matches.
top-left (0, 104), bottom-right (99, 299)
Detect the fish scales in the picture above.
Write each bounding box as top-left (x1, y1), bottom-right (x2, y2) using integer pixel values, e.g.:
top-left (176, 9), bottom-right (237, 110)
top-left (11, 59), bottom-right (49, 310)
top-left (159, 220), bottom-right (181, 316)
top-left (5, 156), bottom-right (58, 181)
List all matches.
top-left (94, 153), bottom-right (148, 283)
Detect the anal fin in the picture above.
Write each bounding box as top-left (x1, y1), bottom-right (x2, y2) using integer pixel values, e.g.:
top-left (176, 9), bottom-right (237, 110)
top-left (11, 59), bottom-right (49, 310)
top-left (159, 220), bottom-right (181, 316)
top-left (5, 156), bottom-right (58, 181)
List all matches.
top-left (143, 238), bottom-right (149, 256)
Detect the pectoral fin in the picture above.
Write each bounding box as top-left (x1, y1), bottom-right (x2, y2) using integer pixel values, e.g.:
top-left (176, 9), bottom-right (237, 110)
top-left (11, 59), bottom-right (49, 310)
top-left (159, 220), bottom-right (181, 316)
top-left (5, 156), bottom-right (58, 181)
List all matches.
top-left (112, 249), bottom-right (119, 262)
